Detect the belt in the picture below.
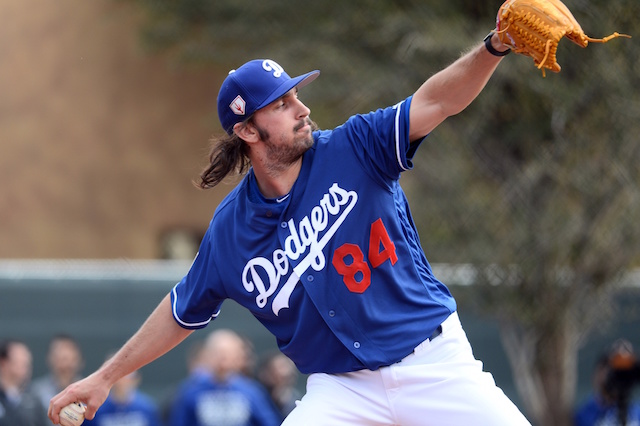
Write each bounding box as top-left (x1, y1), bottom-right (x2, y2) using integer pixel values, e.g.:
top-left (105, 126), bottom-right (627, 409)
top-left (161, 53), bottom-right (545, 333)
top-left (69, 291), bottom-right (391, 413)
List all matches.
top-left (401, 324), bottom-right (444, 362)
top-left (429, 325), bottom-right (443, 341)
top-left (405, 313), bottom-right (458, 360)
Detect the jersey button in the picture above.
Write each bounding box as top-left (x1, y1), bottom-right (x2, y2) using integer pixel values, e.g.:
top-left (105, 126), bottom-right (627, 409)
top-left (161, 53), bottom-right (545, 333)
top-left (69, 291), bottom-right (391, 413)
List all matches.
top-left (266, 210), bottom-right (273, 218)
top-left (353, 341), bottom-right (361, 349)
top-left (328, 310), bottom-right (336, 317)
top-left (306, 275), bottom-right (314, 282)
top-left (280, 221), bottom-right (287, 228)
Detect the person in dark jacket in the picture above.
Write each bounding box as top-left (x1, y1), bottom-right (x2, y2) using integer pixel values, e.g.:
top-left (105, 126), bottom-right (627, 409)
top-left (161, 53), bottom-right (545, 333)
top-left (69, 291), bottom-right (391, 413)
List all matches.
top-left (0, 339), bottom-right (47, 426)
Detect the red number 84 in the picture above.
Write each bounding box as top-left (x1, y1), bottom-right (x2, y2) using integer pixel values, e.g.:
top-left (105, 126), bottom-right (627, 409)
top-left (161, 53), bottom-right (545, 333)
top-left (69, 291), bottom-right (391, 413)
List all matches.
top-left (331, 218), bottom-right (398, 293)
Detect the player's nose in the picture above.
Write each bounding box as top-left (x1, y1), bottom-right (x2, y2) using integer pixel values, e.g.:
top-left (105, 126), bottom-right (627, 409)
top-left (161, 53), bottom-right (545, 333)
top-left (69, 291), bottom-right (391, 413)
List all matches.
top-left (295, 98), bottom-right (311, 119)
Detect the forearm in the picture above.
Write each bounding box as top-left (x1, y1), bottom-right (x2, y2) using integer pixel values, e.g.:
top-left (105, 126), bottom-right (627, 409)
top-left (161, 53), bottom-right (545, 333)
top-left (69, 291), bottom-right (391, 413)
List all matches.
top-left (49, 293), bottom-right (193, 422)
top-left (96, 294), bottom-right (192, 385)
top-left (409, 33), bottom-right (507, 140)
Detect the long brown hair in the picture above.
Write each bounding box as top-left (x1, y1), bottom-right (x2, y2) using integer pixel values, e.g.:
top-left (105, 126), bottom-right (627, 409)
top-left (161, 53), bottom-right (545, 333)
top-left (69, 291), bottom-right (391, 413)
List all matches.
top-left (197, 131), bottom-right (250, 189)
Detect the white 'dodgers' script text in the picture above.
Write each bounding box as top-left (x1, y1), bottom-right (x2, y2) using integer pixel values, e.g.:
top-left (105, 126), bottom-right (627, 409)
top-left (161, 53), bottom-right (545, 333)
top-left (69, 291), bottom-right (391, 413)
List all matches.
top-left (242, 183), bottom-right (358, 315)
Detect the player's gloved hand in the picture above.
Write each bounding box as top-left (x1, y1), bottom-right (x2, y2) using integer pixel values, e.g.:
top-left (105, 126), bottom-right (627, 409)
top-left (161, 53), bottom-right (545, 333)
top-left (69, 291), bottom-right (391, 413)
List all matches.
top-left (494, 0), bottom-right (631, 76)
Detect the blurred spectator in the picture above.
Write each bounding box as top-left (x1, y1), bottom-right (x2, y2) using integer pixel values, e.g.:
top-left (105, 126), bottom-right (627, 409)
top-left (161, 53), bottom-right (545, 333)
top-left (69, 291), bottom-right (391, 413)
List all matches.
top-left (32, 334), bottom-right (84, 410)
top-left (84, 368), bottom-right (161, 426)
top-left (257, 351), bottom-right (302, 418)
top-left (575, 339), bottom-right (640, 426)
top-left (239, 335), bottom-right (257, 378)
top-left (159, 338), bottom-right (208, 424)
top-left (0, 339), bottom-right (47, 426)
top-left (169, 329), bottom-right (281, 426)
top-left (184, 339), bottom-right (209, 378)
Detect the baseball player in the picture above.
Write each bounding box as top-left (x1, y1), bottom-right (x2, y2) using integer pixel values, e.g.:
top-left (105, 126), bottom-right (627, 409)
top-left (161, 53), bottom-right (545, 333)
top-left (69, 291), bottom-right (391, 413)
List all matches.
top-left (49, 30), bottom-right (532, 425)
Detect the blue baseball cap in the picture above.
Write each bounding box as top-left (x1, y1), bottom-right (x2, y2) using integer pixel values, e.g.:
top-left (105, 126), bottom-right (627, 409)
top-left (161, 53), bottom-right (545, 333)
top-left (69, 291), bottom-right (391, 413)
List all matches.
top-left (217, 59), bottom-right (320, 135)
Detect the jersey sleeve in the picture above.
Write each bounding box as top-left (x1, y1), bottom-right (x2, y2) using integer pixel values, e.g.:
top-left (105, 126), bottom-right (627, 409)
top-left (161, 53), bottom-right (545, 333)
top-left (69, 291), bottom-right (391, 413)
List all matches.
top-left (340, 95), bottom-right (426, 181)
top-left (170, 228), bottom-right (225, 330)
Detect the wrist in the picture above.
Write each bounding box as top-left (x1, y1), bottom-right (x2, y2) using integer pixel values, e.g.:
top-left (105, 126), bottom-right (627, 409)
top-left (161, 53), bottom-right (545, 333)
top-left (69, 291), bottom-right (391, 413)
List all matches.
top-left (483, 32), bottom-right (511, 57)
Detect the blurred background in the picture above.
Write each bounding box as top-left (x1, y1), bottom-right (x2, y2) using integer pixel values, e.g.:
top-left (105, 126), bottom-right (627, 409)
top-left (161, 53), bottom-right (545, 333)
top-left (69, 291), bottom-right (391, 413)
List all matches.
top-left (1, 0), bottom-right (638, 425)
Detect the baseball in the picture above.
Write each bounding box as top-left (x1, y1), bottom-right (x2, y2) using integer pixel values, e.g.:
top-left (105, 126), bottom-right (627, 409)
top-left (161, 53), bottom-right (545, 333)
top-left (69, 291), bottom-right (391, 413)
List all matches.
top-left (59, 402), bottom-right (86, 426)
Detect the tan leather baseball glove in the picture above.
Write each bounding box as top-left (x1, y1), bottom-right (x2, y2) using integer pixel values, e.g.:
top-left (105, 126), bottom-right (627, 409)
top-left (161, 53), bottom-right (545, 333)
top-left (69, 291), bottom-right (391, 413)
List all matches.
top-left (495, 0), bottom-right (631, 76)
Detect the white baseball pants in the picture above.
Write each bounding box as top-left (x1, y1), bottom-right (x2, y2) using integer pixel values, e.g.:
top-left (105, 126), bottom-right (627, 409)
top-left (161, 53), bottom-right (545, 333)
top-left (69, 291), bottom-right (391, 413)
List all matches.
top-left (281, 312), bottom-right (532, 426)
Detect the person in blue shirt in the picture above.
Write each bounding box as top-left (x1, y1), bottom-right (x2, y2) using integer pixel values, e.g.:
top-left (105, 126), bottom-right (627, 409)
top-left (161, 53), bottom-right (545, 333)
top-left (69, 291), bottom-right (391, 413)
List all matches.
top-left (159, 338), bottom-right (209, 424)
top-left (256, 351), bottom-right (302, 419)
top-left (84, 356), bottom-right (160, 426)
top-left (169, 329), bottom-right (281, 426)
top-left (575, 340), bottom-right (640, 426)
top-left (49, 17), bottom-right (532, 425)
top-left (31, 334), bottom-right (84, 421)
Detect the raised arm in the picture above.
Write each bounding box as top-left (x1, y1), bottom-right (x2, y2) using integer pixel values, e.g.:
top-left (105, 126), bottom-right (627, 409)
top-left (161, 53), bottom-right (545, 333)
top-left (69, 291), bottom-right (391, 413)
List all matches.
top-left (48, 294), bottom-right (193, 423)
top-left (409, 32), bottom-right (508, 141)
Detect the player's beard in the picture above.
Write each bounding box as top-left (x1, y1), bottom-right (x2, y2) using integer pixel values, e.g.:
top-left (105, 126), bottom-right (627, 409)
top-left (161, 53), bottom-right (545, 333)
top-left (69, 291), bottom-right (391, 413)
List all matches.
top-left (258, 118), bottom-right (315, 174)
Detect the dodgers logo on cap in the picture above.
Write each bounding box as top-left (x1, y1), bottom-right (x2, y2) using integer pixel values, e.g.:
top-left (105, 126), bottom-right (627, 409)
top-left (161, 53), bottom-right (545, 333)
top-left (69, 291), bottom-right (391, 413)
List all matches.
top-left (262, 59), bottom-right (285, 78)
top-left (217, 59), bottom-right (320, 134)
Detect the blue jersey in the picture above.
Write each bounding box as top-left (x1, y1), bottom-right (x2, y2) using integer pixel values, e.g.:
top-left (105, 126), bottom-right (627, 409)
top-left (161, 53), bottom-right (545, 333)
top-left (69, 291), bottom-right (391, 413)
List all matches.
top-left (172, 95), bottom-right (456, 374)
top-left (83, 391), bottom-right (161, 426)
top-left (169, 373), bottom-right (282, 426)
top-left (574, 394), bottom-right (640, 426)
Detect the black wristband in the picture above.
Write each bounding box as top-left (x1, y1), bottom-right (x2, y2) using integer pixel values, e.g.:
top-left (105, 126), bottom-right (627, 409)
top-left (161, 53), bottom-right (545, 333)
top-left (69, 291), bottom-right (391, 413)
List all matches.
top-left (484, 32), bottom-right (511, 57)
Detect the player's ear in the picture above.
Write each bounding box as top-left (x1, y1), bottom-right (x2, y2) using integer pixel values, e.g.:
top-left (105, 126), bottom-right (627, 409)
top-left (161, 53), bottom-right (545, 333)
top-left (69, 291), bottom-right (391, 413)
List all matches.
top-left (233, 120), bottom-right (259, 144)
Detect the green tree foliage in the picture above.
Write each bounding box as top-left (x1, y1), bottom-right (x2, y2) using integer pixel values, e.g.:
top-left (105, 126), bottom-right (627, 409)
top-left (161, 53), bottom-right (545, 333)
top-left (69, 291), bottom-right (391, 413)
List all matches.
top-left (124, 0), bottom-right (496, 125)
top-left (123, 0), bottom-right (639, 424)
top-left (407, 1), bottom-right (639, 424)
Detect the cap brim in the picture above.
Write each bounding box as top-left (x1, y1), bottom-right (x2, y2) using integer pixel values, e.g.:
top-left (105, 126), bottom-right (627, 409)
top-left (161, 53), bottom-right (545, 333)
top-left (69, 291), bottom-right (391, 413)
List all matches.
top-left (255, 70), bottom-right (320, 111)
